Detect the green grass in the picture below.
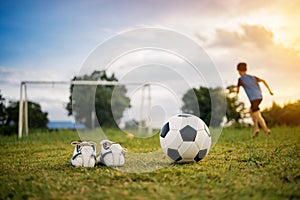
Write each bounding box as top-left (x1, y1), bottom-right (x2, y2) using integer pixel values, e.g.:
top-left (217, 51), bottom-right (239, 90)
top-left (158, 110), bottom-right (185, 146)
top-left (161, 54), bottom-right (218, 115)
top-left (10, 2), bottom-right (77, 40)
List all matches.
top-left (0, 127), bottom-right (299, 200)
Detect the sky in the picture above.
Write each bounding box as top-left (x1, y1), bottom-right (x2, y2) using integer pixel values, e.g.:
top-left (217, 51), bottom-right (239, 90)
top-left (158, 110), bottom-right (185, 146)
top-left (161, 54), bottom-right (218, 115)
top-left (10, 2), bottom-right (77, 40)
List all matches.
top-left (0, 0), bottom-right (299, 125)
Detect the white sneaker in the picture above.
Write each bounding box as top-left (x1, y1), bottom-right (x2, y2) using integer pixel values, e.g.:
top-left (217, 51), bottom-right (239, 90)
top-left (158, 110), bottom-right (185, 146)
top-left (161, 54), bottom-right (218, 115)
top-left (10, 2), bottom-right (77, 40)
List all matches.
top-left (98, 140), bottom-right (126, 167)
top-left (70, 141), bottom-right (96, 167)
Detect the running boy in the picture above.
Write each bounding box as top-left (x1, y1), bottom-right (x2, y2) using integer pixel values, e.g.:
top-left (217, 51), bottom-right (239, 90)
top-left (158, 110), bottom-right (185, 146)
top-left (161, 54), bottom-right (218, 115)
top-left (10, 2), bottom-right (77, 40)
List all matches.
top-left (236, 62), bottom-right (273, 137)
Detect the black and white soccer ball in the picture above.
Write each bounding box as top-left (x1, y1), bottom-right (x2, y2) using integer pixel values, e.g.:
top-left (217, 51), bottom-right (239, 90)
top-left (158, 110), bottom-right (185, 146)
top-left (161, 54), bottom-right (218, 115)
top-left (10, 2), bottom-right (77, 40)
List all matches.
top-left (160, 114), bottom-right (211, 162)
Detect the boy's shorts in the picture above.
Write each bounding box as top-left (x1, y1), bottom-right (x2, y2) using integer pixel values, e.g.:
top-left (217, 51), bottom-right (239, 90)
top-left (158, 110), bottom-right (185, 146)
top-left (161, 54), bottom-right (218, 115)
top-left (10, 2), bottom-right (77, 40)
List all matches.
top-left (250, 99), bottom-right (262, 112)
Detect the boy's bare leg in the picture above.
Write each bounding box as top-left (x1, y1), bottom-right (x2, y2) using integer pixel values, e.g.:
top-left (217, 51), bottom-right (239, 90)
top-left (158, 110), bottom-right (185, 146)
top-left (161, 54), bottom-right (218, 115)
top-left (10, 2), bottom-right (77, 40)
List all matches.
top-left (250, 109), bottom-right (259, 137)
top-left (253, 111), bottom-right (271, 136)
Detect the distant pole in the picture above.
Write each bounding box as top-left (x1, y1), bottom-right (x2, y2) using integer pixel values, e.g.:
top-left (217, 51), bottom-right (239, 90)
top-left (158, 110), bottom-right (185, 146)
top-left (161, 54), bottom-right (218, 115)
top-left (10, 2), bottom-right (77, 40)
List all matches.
top-left (24, 83), bottom-right (29, 136)
top-left (147, 84), bottom-right (152, 135)
top-left (18, 82), bottom-right (24, 139)
top-left (139, 86), bottom-right (145, 134)
top-left (91, 110), bottom-right (95, 129)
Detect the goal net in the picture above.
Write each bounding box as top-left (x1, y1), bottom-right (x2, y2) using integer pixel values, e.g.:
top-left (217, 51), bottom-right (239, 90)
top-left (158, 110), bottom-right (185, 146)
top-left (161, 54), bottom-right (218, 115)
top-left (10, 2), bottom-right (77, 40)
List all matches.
top-left (18, 80), bottom-right (154, 138)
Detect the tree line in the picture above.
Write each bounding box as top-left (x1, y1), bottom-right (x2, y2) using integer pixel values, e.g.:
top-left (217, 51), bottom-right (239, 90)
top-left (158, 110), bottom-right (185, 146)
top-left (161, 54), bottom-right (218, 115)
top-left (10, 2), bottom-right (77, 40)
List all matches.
top-left (0, 94), bottom-right (48, 135)
top-left (1, 70), bottom-right (300, 135)
top-left (262, 101), bottom-right (300, 127)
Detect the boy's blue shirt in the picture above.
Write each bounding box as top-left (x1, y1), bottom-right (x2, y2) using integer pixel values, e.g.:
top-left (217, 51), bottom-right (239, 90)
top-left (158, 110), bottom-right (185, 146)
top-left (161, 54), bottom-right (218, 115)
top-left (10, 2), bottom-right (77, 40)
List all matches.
top-left (238, 74), bottom-right (262, 101)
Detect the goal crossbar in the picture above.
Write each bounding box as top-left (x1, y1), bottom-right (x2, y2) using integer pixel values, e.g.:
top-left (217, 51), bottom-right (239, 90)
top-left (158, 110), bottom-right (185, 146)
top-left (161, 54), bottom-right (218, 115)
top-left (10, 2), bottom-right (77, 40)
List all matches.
top-left (21, 80), bottom-right (145, 86)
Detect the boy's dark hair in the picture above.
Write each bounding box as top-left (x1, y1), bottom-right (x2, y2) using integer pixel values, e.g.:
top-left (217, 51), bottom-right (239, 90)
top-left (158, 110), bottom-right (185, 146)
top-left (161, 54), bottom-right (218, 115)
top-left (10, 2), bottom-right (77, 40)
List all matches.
top-left (237, 62), bottom-right (247, 71)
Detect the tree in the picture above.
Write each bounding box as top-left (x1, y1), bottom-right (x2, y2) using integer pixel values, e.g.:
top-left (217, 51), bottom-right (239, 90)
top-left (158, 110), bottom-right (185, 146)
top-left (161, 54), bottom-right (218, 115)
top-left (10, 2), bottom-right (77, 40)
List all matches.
top-left (182, 86), bottom-right (247, 127)
top-left (0, 100), bottom-right (48, 135)
top-left (6, 101), bottom-right (48, 128)
top-left (182, 86), bottom-right (226, 127)
top-left (262, 100), bottom-right (300, 127)
top-left (0, 91), bottom-right (7, 126)
top-left (66, 70), bottom-right (130, 128)
top-left (225, 85), bottom-right (247, 124)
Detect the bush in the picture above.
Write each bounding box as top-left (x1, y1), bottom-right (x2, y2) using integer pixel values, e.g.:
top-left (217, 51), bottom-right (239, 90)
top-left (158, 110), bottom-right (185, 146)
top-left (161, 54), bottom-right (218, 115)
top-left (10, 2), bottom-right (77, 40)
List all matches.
top-left (0, 124), bottom-right (17, 136)
top-left (262, 100), bottom-right (300, 127)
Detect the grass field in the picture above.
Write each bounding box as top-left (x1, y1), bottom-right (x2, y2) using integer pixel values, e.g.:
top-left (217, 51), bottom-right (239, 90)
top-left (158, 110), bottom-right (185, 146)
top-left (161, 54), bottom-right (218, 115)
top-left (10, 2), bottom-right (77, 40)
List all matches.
top-left (0, 126), bottom-right (299, 200)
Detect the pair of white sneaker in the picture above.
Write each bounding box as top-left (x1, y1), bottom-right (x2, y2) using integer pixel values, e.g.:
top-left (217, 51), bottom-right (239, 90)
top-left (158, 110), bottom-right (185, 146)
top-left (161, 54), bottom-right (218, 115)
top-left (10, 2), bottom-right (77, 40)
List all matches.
top-left (70, 140), bottom-right (126, 168)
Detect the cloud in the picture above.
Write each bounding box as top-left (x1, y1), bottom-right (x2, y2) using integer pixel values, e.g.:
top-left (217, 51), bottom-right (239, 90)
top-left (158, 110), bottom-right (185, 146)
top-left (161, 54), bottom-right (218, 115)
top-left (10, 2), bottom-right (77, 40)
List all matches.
top-left (206, 23), bottom-right (300, 72)
top-left (0, 67), bottom-right (76, 89)
top-left (0, 67), bottom-right (76, 86)
top-left (0, 67), bottom-right (76, 120)
top-left (207, 24), bottom-right (274, 49)
top-left (242, 24), bottom-right (274, 48)
top-left (0, 67), bottom-right (24, 86)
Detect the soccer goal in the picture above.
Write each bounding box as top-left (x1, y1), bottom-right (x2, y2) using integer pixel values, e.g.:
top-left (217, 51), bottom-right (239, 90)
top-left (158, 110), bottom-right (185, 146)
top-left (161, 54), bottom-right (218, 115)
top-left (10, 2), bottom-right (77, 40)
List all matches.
top-left (18, 80), bottom-right (152, 138)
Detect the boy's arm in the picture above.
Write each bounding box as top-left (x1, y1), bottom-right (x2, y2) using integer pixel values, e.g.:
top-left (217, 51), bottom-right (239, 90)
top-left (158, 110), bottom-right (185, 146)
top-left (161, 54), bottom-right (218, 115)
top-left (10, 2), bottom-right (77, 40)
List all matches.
top-left (258, 78), bottom-right (274, 95)
top-left (236, 85), bottom-right (240, 95)
top-left (236, 78), bottom-right (242, 95)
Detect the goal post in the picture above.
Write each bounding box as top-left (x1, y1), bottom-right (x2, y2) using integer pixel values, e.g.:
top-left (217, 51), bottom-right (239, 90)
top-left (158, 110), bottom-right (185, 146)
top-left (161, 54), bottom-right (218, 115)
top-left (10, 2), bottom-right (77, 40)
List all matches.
top-left (18, 80), bottom-right (152, 138)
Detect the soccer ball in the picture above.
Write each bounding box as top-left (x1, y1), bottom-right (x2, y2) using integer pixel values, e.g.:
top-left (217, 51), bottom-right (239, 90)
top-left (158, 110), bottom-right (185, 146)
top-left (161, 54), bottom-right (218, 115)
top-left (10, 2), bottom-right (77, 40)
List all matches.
top-left (159, 114), bottom-right (211, 162)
